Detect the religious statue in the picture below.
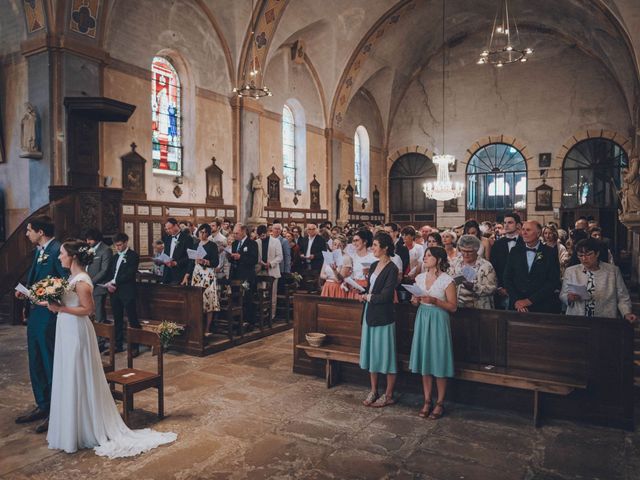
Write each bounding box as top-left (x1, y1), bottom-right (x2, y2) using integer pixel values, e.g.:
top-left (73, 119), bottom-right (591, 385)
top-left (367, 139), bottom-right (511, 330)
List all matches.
top-left (620, 149), bottom-right (640, 216)
top-left (250, 173), bottom-right (268, 221)
top-left (20, 102), bottom-right (42, 158)
top-left (337, 184), bottom-right (349, 227)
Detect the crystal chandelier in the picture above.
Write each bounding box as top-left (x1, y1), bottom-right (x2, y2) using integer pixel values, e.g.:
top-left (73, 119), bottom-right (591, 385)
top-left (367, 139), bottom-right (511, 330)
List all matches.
top-left (233, 0), bottom-right (273, 99)
top-left (477, 0), bottom-right (533, 67)
top-left (423, 0), bottom-right (464, 202)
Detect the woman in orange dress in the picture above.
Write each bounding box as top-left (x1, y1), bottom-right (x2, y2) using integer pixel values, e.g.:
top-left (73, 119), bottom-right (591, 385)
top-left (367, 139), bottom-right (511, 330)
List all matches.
top-left (320, 234), bottom-right (352, 298)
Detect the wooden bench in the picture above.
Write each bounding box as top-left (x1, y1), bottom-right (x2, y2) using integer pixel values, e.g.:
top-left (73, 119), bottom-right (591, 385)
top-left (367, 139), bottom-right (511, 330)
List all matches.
top-left (293, 295), bottom-right (635, 430)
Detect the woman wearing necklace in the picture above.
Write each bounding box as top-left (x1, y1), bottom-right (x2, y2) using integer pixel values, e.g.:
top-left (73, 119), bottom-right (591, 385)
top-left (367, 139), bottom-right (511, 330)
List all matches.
top-left (409, 246), bottom-right (457, 420)
top-left (359, 232), bottom-right (400, 408)
top-left (560, 238), bottom-right (636, 322)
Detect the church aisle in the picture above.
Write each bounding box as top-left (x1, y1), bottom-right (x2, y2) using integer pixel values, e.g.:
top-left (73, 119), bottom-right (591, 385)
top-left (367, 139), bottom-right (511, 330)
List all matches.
top-left (0, 324), bottom-right (638, 480)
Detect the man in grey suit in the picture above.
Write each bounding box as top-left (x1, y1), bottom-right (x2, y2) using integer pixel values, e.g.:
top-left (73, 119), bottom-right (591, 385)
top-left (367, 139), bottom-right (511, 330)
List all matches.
top-left (86, 229), bottom-right (113, 350)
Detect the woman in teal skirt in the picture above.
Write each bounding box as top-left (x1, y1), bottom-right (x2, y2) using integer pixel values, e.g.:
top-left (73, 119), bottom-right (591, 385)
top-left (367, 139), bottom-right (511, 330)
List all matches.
top-left (358, 232), bottom-right (400, 408)
top-left (409, 246), bottom-right (457, 419)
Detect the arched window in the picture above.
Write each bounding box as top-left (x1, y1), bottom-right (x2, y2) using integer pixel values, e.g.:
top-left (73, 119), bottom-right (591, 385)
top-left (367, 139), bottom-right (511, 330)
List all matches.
top-left (561, 138), bottom-right (627, 209)
top-left (466, 143), bottom-right (527, 212)
top-left (282, 105), bottom-right (296, 188)
top-left (151, 56), bottom-right (182, 176)
top-left (354, 126), bottom-right (370, 198)
top-left (282, 100), bottom-right (307, 191)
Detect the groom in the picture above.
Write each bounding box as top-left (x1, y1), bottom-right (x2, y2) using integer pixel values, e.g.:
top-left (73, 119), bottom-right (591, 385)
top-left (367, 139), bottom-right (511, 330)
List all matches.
top-left (14, 215), bottom-right (67, 433)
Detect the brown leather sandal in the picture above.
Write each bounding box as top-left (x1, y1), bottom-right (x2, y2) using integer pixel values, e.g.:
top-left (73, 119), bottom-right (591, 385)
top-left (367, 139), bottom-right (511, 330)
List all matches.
top-left (428, 402), bottom-right (445, 420)
top-left (419, 399), bottom-right (432, 418)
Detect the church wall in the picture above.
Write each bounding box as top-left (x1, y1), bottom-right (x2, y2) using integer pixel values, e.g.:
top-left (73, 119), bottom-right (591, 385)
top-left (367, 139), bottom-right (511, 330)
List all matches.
top-left (337, 90), bottom-right (386, 215)
top-left (0, 59), bottom-right (30, 234)
top-left (101, 67), bottom-right (234, 207)
top-left (388, 44), bottom-right (632, 228)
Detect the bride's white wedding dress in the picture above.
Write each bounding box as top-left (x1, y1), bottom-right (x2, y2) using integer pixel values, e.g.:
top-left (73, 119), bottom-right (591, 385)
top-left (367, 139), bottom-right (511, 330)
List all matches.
top-left (47, 272), bottom-right (177, 458)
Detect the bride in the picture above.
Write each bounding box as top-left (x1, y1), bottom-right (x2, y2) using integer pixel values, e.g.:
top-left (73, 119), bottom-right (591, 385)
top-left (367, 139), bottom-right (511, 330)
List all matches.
top-left (43, 239), bottom-right (176, 458)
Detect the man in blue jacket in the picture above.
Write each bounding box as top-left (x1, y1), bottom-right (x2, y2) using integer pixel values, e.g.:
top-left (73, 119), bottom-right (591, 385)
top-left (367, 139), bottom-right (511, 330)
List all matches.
top-left (14, 215), bottom-right (67, 433)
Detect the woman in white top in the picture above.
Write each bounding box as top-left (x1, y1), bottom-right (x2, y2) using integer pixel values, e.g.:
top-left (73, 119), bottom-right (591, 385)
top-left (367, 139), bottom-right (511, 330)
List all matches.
top-left (45, 240), bottom-right (176, 458)
top-left (320, 234), bottom-right (353, 298)
top-left (442, 230), bottom-right (460, 262)
top-left (346, 230), bottom-right (376, 299)
top-left (463, 220), bottom-right (491, 260)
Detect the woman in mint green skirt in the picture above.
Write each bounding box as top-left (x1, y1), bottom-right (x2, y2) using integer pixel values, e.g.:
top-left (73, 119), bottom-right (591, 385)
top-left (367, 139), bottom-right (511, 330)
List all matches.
top-left (358, 232), bottom-right (400, 408)
top-left (409, 247), bottom-right (457, 419)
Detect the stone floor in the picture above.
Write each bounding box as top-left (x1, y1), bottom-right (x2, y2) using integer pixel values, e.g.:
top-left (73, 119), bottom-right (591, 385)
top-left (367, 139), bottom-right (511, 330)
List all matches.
top-left (0, 323), bottom-right (639, 480)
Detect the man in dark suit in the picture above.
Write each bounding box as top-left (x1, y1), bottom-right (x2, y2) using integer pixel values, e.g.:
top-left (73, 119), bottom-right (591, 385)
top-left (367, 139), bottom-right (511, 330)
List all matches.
top-left (14, 215), bottom-right (67, 433)
top-left (106, 232), bottom-right (140, 355)
top-left (162, 217), bottom-right (193, 284)
top-left (503, 220), bottom-right (561, 313)
top-left (384, 222), bottom-right (409, 274)
top-left (230, 223), bottom-right (259, 325)
top-left (298, 223), bottom-right (328, 273)
top-left (490, 212), bottom-right (523, 310)
top-left (85, 228), bottom-right (113, 351)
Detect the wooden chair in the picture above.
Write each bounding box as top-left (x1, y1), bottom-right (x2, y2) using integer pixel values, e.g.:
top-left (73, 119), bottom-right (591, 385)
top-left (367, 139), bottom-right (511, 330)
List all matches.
top-left (91, 321), bottom-right (116, 374)
top-left (301, 270), bottom-right (320, 294)
top-left (254, 275), bottom-right (275, 330)
top-left (105, 328), bottom-right (164, 427)
top-left (218, 279), bottom-right (245, 338)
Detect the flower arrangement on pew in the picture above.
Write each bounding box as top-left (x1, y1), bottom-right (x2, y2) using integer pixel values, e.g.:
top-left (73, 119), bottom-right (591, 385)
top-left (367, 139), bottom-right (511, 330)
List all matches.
top-left (30, 276), bottom-right (69, 304)
top-left (157, 321), bottom-right (184, 349)
top-left (290, 272), bottom-right (303, 288)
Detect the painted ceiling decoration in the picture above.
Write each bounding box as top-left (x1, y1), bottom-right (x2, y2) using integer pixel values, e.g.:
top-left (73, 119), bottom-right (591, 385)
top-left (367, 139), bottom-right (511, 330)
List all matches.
top-left (69, 0), bottom-right (100, 38)
top-left (331, 0), bottom-right (415, 128)
top-left (23, 0), bottom-right (46, 34)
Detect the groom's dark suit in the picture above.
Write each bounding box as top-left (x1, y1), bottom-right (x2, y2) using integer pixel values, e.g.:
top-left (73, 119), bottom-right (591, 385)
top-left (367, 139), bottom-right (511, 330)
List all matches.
top-left (503, 241), bottom-right (561, 313)
top-left (26, 239), bottom-right (67, 412)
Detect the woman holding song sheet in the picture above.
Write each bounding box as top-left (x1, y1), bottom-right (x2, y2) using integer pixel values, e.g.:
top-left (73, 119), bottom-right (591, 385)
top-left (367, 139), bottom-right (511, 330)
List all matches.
top-left (182, 223), bottom-right (220, 336)
top-left (407, 246), bottom-right (457, 420)
top-left (346, 230), bottom-right (376, 300)
top-left (448, 235), bottom-right (497, 309)
top-left (320, 234), bottom-right (352, 298)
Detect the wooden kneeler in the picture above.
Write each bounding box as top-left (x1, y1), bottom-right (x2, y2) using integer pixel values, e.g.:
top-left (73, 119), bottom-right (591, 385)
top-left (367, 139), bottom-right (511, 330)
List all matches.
top-left (105, 327), bottom-right (164, 426)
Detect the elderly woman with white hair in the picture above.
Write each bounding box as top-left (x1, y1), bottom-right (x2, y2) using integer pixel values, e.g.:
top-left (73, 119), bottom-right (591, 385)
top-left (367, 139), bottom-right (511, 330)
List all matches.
top-left (448, 234), bottom-right (497, 309)
top-left (441, 230), bottom-right (459, 262)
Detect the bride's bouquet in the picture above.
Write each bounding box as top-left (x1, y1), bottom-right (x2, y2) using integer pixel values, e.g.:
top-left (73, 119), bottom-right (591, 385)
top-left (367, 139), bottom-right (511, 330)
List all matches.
top-left (30, 276), bottom-right (69, 304)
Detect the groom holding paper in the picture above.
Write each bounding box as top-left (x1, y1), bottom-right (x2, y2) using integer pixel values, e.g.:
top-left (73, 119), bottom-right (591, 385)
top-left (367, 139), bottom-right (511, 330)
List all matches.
top-left (14, 215), bottom-right (67, 434)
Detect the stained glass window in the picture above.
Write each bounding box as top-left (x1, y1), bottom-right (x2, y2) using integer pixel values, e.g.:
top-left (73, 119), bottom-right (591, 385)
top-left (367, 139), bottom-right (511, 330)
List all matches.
top-left (466, 143), bottom-right (527, 211)
top-left (151, 57), bottom-right (182, 176)
top-left (282, 105), bottom-right (296, 188)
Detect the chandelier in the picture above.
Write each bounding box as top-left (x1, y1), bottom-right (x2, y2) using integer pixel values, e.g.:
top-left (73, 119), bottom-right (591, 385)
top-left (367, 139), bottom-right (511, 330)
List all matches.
top-left (477, 0), bottom-right (533, 67)
top-left (233, 0), bottom-right (273, 99)
top-left (423, 0), bottom-right (464, 202)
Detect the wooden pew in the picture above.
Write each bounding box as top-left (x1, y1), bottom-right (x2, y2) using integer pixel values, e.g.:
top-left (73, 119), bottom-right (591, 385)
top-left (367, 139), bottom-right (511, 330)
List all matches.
top-left (293, 295), bottom-right (634, 430)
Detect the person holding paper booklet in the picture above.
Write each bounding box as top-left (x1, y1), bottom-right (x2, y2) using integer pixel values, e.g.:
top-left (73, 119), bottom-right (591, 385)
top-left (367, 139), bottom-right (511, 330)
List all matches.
top-left (358, 232), bottom-right (400, 408)
top-left (560, 238), bottom-right (636, 322)
top-left (182, 223), bottom-right (220, 336)
top-left (448, 235), bottom-right (497, 309)
top-left (408, 247), bottom-right (457, 420)
top-left (320, 234), bottom-right (352, 298)
top-left (346, 230), bottom-right (376, 300)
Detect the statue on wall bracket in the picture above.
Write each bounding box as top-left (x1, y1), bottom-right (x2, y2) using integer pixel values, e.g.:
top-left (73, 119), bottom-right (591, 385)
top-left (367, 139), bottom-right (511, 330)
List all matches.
top-left (619, 148), bottom-right (640, 227)
top-left (20, 102), bottom-right (42, 159)
top-left (336, 184), bottom-right (349, 227)
top-left (248, 173), bottom-right (268, 224)
top-left (121, 142), bottom-right (147, 200)
top-left (345, 180), bottom-right (354, 213)
top-left (373, 185), bottom-right (380, 213)
top-left (206, 156), bottom-right (224, 205)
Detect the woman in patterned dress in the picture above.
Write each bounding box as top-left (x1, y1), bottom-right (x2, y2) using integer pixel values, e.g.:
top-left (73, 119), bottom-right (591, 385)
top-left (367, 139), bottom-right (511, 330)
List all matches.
top-left (182, 224), bottom-right (220, 336)
top-left (409, 247), bottom-right (457, 420)
top-left (448, 235), bottom-right (497, 309)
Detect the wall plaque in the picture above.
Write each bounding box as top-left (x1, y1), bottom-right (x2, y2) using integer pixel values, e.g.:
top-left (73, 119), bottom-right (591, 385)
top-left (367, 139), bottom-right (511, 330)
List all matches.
top-left (152, 222), bottom-right (162, 243)
top-left (124, 221), bottom-right (135, 243)
top-left (139, 222), bottom-right (149, 256)
top-left (137, 205), bottom-right (150, 216)
top-left (167, 207), bottom-right (193, 217)
top-left (151, 206), bottom-right (163, 216)
top-left (122, 205), bottom-right (135, 215)
top-left (196, 208), bottom-right (205, 217)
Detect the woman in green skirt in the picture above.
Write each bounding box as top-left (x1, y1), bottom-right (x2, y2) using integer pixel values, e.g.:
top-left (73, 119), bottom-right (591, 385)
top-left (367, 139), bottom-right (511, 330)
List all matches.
top-left (359, 232), bottom-right (400, 408)
top-left (409, 246), bottom-right (457, 419)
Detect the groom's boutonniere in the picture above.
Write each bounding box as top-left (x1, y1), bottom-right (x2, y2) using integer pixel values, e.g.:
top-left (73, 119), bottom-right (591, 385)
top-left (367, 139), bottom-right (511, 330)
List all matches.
top-left (535, 252), bottom-right (543, 262)
top-left (37, 252), bottom-right (49, 264)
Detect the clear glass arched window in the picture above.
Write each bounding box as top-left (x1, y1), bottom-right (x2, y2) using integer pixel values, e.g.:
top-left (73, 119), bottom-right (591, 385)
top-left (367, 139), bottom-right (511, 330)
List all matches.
top-left (354, 126), bottom-right (370, 197)
top-left (282, 105), bottom-right (296, 189)
top-left (466, 143), bottom-right (527, 211)
top-left (151, 56), bottom-right (182, 175)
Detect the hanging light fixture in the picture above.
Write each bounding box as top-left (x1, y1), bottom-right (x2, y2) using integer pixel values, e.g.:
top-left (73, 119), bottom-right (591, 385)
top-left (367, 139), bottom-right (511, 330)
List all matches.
top-left (477, 0), bottom-right (533, 67)
top-left (233, 0), bottom-right (273, 99)
top-left (423, 0), bottom-right (464, 202)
